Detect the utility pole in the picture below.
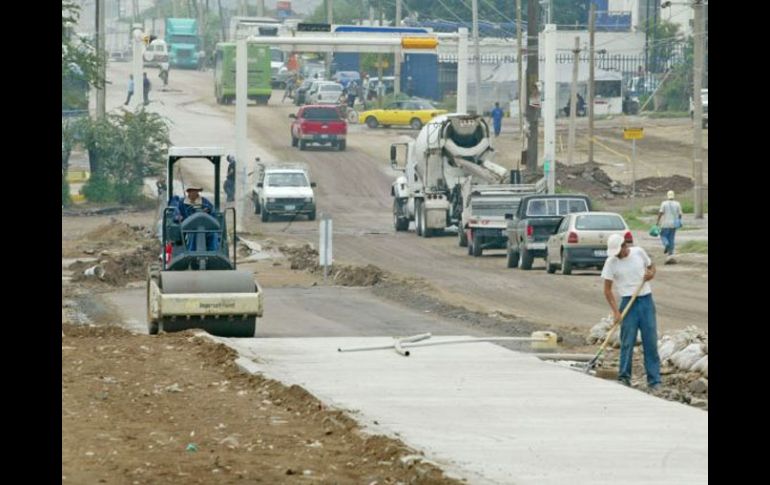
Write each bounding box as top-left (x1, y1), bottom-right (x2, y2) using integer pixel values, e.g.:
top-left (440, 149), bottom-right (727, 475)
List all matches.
top-left (257, 0), bottom-right (265, 16)
top-left (132, 28), bottom-right (144, 109)
top-left (457, 27), bottom-right (468, 114)
top-left (525, 0), bottom-right (540, 174)
top-left (567, 36), bottom-right (580, 165)
top-left (198, 0), bottom-right (206, 65)
top-left (172, 0), bottom-right (178, 17)
top-left (471, 0), bottom-right (482, 115)
top-left (516, 0), bottom-right (524, 170)
top-left (217, 0), bottom-right (226, 41)
top-left (96, 0), bottom-right (106, 118)
top-left (377, 0), bottom-right (384, 107)
top-left (588, 3), bottom-right (596, 163)
top-left (543, 24), bottom-right (556, 194)
top-left (692, 0), bottom-right (705, 219)
top-left (394, 0), bottom-right (401, 95)
top-left (326, 0), bottom-right (333, 80)
top-left (235, 38), bottom-right (248, 229)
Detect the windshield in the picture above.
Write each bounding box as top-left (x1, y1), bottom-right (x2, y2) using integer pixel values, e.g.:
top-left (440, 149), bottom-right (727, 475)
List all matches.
top-left (471, 200), bottom-right (520, 217)
top-left (575, 214), bottom-right (626, 230)
top-left (169, 35), bottom-right (198, 45)
top-left (526, 198), bottom-right (588, 216)
top-left (303, 107), bottom-right (341, 120)
top-left (270, 49), bottom-right (284, 62)
top-left (266, 173), bottom-right (308, 187)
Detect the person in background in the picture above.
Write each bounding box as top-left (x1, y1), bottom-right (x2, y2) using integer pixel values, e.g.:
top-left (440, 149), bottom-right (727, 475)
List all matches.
top-left (491, 102), bottom-right (504, 137)
top-left (124, 74), bottom-right (134, 105)
top-left (656, 190), bottom-right (683, 262)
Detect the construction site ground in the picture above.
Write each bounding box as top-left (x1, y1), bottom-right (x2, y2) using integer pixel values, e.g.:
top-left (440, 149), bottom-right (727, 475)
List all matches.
top-left (61, 62), bottom-right (708, 483)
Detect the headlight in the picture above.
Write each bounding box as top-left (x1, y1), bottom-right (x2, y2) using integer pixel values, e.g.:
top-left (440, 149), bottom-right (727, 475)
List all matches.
top-left (304, 197), bottom-right (312, 203)
top-left (267, 198), bottom-right (276, 203)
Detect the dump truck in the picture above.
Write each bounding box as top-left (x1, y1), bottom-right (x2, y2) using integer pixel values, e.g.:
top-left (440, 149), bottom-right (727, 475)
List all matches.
top-left (146, 147), bottom-right (263, 337)
top-left (460, 177), bottom-right (546, 256)
top-left (389, 114), bottom-right (522, 237)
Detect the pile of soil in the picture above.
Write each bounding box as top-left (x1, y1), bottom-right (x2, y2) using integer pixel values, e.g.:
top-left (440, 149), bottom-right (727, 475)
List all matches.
top-left (549, 161), bottom-right (695, 200)
top-left (70, 242), bottom-right (158, 286)
top-left (62, 323), bottom-right (462, 484)
top-left (278, 244), bottom-right (385, 287)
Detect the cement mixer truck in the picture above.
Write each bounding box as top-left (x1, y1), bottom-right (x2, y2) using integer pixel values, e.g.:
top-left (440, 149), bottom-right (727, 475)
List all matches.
top-left (389, 114), bottom-right (527, 237)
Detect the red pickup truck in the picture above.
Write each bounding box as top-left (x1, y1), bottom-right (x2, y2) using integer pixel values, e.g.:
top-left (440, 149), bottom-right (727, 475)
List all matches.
top-left (290, 105), bottom-right (348, 151)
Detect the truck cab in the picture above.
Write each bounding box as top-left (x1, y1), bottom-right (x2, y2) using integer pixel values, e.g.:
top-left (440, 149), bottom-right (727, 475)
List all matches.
top-left (252, 165), bottom-right (317, 222)
top-left (505, 194), bottom-right (592, 270)
top-left (165, 18), bottom-right (200, 69)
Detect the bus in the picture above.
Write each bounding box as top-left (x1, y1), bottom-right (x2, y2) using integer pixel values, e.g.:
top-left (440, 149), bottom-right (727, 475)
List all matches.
top-left (214, 42), bottom-right (272, 105)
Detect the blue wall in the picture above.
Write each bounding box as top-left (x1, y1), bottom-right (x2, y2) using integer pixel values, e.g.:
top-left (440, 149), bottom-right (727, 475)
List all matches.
top-left (332, 53), bottom-right (360, 73)
top-left (401, 54), bottom-right (439, 101)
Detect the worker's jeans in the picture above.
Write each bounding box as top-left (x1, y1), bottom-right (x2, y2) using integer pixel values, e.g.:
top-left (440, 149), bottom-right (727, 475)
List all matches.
top-left (618, 294), bottom-right (661, 387)
top-left (660, 227), bottom-right (676, 255)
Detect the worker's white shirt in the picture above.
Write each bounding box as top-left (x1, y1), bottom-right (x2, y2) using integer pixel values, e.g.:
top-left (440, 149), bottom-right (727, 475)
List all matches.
top-left (659, 200), bottom-right (682, 228)
top-left (601, 246), bottom-right (652, 297)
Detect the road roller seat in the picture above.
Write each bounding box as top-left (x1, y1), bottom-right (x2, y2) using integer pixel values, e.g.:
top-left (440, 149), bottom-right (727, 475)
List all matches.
top-left (180, 211), bottom-right (222, 252)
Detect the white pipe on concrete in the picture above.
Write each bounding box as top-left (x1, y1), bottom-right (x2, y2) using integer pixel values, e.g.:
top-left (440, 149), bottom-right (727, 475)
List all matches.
top-left (338, 336), bottom-right (549, 354)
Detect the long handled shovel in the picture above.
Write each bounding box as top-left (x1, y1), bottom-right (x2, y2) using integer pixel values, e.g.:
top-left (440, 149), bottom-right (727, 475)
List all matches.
top-left (582, 279), bottom-right (647, 374)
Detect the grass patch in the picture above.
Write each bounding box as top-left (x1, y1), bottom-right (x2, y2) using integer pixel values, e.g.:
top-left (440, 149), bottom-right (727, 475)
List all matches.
top-left (679, 240), bottom-right (708, 254)
top-left (642, 111), bottom-right (689, 119)
top-left (680, 199), bottom-right (708, 214)
top-left (622, 210), bottom-right (649, 230)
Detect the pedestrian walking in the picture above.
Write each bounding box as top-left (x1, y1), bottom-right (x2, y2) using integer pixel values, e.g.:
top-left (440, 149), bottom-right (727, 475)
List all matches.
top-left (601, 234), bottom-right (661, 391)
top-left (143, 72), bottom-right (151, 105)
top-left (491, 102), bottom-right (504, 137)
top-left (224, 155), bottom-right (236, 202)
top-left (656, 190), bottom-right (683, 261)
top-left (124, 74), bottom-right (134, 105)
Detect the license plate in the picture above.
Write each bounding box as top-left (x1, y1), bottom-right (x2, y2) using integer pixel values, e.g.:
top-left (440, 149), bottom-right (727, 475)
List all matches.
top-left (594, 250), bottom-right (607, 257)
top-left (285, 205), bottom-right (295, 210)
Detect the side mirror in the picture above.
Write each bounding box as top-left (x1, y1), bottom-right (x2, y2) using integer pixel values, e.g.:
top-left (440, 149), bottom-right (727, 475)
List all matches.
top-left (310, 182), bottom-right (317, 187)
top-left (257, 182), bottom-right (263, 188)
top-left (504, 213), bottom-right (513, 220)
top-left (288, 113), bottom-right (296, 119)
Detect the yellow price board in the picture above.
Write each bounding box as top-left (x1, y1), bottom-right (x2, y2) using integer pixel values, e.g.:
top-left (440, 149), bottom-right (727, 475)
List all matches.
top-left (623, 127), bottom-right (644, 140)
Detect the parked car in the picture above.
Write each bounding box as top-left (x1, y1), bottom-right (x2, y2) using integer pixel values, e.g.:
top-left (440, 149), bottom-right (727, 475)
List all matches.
top-left (689, 88), bottom-right (708, 128)
top-left (545, 212), bottom-right (633, 275)
top-left (252, 164), bottom-right (317, 222)
top-left (307, 81), bottom-right (343, 105)
top-left (359, 99), bottom-right (448, 129)
top-left (332, 71), bottom-right (361, 89)
top-left (505, 194), bottom-right (592, 270)
top-left (289, 105), bottom-right (348, 151)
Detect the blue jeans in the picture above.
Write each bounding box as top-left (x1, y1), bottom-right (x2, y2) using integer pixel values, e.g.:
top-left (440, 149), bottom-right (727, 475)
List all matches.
top-left (660, 227), bottom-right (676, 255)
top-left (618, 294), bottom-right (661, 387)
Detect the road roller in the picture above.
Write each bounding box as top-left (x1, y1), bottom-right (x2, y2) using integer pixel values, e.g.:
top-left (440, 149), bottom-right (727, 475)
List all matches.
top-left (146, 147), bottom-right (263, 337)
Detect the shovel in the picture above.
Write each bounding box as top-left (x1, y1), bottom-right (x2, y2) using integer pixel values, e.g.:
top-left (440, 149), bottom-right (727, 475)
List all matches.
top-left (582, 279), bottom-right (647, 374)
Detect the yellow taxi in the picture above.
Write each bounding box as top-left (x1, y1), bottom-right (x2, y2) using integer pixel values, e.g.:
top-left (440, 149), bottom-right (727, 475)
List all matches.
top-left (359, 100), bottom-right (447, 130)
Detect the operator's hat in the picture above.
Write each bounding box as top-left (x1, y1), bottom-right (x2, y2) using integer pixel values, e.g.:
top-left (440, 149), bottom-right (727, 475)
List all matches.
top-left (606, 234), bottom-right (624, 257)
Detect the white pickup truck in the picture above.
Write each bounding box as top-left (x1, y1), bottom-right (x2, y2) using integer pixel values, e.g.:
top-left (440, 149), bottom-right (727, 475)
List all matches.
top-left (252, 164), bottom-right (317, 222)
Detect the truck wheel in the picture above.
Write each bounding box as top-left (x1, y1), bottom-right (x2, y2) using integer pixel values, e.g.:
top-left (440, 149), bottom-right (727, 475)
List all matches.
top-left (366, 116), bottom-right (379, 129)
top-left (420, 204), bottom-right (432, 238)
top-left (467, 231), bottom-right (474, 255)
top-left (472, 232), bottom-right (483, 257)
top-left (506, 245), bottom-right (519, 268)
top-left (410, 118), bottom-right (422, 130)
top-left (458, 228), bottom-right (468, 247)
top-left (299, 140), bottom-right (307, 151)
top-left (561, 249), bottom-right (573, 275)
top-left (291, 136), bottom-right (298, 147)
top-left (261, 208), bottom-right (270, 223)
top-left (308, 210), bottom-right (316, 221)
top-left (338, 140), bottom-right (346, 151)
top-left (253, 197), bottom-right (261, 214)
top-left (393, 199), bottom-right (409, 231)
top-left (545, 252), bottom-right (557, 274)
top-left (518, 246), bottom-right (534, 270)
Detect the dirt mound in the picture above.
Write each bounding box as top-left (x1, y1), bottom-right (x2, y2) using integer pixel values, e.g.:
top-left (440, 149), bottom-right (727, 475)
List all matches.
top-left (70, 242), bottom-right (157, 286)
top-left (330, 264), bottom-right (384, 286)
top-left (280, 244), bottom-right (318, 270)
top-left (83, 218), bottom-right (150, 244)
top-left (635, 175), bottom-right (694, 194)
top-left (554, 162), bottom-right (695, 200)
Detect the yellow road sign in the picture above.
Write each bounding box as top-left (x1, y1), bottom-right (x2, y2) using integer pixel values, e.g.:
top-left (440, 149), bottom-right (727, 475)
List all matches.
top-left (623, 127), bottom-right (644, 140)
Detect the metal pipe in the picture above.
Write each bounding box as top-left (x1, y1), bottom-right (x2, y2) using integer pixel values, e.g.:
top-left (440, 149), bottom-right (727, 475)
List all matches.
top-left (338, 336), bottom-right (549, 353)
top-left (534, 353), bottom-right (594, 362)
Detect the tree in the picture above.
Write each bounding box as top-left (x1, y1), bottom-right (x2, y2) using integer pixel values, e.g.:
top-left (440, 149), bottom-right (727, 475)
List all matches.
top-left (62, 1), bottom-right (103, 90)
top-left (79, 109), bottom-right (171, 204)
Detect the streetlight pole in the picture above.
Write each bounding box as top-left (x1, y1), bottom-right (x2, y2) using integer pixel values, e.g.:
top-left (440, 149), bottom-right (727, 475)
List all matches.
top-left (588, 3), bottom-right (596, 163)
top-left (692, 0), bottom-right (705, 218)
top-left (471, 0), bottom-right (482, 115)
